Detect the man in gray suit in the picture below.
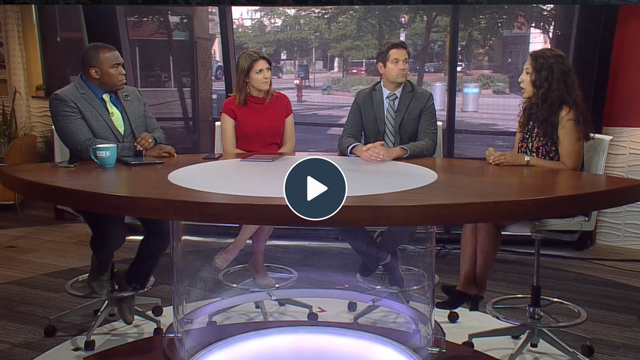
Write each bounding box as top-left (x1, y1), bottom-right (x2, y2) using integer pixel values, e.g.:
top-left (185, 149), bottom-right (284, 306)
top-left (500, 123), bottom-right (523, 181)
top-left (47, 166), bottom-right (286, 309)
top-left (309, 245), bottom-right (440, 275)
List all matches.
top-left (50, 43), bottom-right (176, 325)
top-left (337, 40), bottom-right (437, 289)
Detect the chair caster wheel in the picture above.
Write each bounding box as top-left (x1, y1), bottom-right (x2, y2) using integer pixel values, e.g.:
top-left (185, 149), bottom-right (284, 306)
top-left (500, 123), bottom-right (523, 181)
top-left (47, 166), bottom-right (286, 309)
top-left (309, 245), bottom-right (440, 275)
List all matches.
top-left (254, 302), bottom-right (260, 310)
top-left (530, 342), bottom-right (538, 348)
top-left (307, 312), bottom-right (319, 321)
top-left (447, 311), bottom-right (459, 323)
top-left (511, 334), bottom-right (521, 340)
top-left (462, 341), bottom-right (474, 349)
top-left (152, 305), bottom-right (163, 317)
top-left (153, 327), bottom-right (164, 336)
top-left (580, 344), bottom-right (595, 357)
top-left (84, 339), bottom-right (96, 351)
top-left (347, 301), bottom-right (357, 312)
top-left (278, 301), bottom-right (286, 307)
top-left (43, 324), bottom-right (57, 338)
top-left (207, 320), bottom-right (218, 328)
top-left (108, 311), bottom-right (116, 318)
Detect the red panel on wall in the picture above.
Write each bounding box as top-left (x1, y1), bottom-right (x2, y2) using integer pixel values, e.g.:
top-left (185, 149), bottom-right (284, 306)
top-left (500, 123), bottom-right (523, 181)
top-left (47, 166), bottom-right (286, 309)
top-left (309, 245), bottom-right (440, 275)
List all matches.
top-left (603, 5), bottom-right (640, 128)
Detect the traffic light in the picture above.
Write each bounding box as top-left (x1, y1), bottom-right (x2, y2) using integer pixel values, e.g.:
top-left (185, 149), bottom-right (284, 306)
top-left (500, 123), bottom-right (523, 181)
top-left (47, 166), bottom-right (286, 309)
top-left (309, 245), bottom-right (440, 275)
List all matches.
top-left (400, 15), bottom-right (409, 41)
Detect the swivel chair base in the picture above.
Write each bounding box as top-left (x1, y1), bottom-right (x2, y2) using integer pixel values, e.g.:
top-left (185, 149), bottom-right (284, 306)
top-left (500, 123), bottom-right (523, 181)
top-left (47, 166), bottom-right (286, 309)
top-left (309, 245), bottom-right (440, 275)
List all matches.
top-left (463, 235), bottom-right (594, 360)
top-left (217, 264), bottom-right (318, 322)
top-left (43, 273), bottom-right (164, 352)
top-left (465, 320), bottom-right (594, 360)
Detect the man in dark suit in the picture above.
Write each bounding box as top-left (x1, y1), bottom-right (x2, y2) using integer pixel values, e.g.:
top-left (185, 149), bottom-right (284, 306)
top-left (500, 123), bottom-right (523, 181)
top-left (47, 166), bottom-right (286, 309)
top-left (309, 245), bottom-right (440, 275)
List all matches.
top-left (50, 43), bottom-right (176, 325)
top-left (337, 40), bottom-right (437, 288)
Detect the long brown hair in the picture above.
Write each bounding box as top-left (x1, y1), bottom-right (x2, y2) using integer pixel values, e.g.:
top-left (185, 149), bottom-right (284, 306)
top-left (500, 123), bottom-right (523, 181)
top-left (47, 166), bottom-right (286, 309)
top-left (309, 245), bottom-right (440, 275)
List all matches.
top-left (518, 48), bottom-right (592, 143)
top-left (232, 49), bottom-right (275, 106)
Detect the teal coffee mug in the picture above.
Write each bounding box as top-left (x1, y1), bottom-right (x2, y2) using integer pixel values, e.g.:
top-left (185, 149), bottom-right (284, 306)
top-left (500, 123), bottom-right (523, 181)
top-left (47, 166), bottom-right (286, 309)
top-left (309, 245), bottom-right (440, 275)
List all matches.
top-left (91, 144), bottom-right (118, 168)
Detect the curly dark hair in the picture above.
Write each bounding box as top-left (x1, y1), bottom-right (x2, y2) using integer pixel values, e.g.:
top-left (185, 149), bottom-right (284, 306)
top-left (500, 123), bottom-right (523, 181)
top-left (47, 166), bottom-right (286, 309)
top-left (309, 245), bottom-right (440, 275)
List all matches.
top-left (518, 48), bottom-right (592, 143)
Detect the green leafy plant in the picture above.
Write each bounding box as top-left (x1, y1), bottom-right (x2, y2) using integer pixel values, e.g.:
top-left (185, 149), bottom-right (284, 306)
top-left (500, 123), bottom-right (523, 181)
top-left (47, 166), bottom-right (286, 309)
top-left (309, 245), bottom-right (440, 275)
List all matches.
top-left (491, 82), bottom-right (508, 94)
top-left (35, 84), bottom-right (45, 91)
top-left (0, 88), bottom-right (33, 145)
top-left (330, 77), bottom-right (345, 90)
top-left (475, 74), bottom-right (496, 89)
top-left (0, 89), bottom-right (20, 144)
top-left (350, 85), bottom-right (368, 96)
top-left (343, 76), bottom-right (377, 90)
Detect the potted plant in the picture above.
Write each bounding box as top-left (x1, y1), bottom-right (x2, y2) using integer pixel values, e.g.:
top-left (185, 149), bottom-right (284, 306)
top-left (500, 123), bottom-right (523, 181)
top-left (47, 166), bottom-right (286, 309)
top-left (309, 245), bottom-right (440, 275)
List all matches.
top-left (0, 90), bottom-right (19, 156)
top-left (0, 88), bottom-right (33, 156)
top-left (0, 88), bottom-right (38, 208)
top-left (475, 74), bottom-right (496, 95)
top-left (35, 84), bottom-right (45, 97)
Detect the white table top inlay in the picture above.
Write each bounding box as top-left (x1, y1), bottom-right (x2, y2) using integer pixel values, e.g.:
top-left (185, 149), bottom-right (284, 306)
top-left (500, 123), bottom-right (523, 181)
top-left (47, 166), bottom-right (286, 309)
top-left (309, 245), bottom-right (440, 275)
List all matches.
top-left (168, 155), bottom-right (437, 198)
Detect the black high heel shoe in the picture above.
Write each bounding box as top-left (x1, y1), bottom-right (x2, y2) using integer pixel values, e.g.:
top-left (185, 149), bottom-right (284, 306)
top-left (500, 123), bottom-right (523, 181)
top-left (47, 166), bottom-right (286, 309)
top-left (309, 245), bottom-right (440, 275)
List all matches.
top-left (440, 284), bottom-right (457, 298)
top-left (435, 289), bottom-right (484, 311)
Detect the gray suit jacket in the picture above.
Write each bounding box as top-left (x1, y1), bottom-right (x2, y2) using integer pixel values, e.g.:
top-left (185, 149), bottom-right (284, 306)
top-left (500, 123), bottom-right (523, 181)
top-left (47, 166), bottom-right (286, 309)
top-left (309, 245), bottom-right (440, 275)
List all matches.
top-left (338, 80), bottom-right (437, 158)
top-left (50, 77), bottom-right (165, 161)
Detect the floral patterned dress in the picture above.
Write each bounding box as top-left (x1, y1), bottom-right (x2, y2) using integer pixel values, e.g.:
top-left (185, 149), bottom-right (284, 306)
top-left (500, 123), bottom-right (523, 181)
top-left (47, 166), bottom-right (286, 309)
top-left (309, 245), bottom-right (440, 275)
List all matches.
top-left (517, 120), bottom-right (560, 161)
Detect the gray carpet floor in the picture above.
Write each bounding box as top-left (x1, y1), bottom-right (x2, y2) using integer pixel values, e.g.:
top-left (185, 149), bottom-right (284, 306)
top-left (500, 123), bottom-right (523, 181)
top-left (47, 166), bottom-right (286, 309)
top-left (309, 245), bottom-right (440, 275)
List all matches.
top-left (1, 201), bottom-right (639, 360)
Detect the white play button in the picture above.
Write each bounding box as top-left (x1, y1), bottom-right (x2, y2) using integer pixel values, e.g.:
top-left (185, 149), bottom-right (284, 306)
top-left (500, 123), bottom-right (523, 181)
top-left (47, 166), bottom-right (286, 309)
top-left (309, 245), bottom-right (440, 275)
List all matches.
top-left (284, 157), bottom-right (347, 221)
top-left (307, 176), bottom-right (328, 201)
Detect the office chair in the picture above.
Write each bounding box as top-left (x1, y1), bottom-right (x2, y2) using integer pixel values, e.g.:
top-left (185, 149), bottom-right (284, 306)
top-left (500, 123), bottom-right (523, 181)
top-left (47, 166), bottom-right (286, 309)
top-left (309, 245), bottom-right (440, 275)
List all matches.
top-left (215, 121), bottom-right (223, 153)
top-left (43, 272), bottom-right (163, 351)
top-left (435, 121), bottom-right (443, 158)
top-left (48, 126), bottom-right (164, 351)
top-left (463, 134), bottom-right (612, 360)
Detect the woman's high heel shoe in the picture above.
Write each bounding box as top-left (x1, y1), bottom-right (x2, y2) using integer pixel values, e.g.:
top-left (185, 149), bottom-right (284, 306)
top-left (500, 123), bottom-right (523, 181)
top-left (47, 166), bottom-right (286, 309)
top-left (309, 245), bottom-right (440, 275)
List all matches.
top-left (252, 273), bottom-right (276, 289)
top-left (435, 289), bottom-right (484, 311)
top-left (213, 243), bottom-right (242, 270)
top-left (440, 284), bottom-right (457, 298)
top-left (249, 265), bottom-right (276, 289)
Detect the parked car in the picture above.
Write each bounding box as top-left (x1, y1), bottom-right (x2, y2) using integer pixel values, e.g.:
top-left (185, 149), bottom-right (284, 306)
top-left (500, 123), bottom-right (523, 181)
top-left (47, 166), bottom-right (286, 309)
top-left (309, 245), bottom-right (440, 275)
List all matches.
top-left (212, 59), bottom-right (224, 80)
top-left (212, 60), bottom-right (284, 80)
top-left (424, 63), bottom-right (445, 73)
top-left (347, 59), bottom-right (379, 77)
top-left (423, 62), bottom-right (466, 73)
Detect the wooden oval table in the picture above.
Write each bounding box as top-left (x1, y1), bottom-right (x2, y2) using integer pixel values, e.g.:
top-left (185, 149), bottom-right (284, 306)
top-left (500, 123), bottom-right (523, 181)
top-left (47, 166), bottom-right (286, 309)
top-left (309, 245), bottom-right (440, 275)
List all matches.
top-left (3, 152), bottom-right (640, 360)
top-left (1, 153), bottom-right (639, 227)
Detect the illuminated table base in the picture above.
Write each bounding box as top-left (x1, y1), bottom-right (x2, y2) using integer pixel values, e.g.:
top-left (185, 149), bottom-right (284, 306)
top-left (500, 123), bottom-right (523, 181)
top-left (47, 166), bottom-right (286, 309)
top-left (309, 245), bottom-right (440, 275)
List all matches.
top-left (192, 326), bottom-right (423, 360)
top-left (165, 289), bottom-right (444, 359)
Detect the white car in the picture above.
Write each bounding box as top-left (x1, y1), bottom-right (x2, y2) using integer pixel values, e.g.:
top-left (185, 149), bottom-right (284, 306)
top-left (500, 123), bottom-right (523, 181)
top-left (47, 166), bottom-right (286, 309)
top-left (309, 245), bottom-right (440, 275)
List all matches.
top-left (212, 60), bottom-right (224, 80)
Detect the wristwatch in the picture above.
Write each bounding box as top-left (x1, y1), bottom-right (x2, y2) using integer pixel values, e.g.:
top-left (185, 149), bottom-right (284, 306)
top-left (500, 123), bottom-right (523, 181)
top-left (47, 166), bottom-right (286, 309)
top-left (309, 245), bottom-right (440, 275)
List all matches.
top-left (524, 155), bottom-right (531, 166)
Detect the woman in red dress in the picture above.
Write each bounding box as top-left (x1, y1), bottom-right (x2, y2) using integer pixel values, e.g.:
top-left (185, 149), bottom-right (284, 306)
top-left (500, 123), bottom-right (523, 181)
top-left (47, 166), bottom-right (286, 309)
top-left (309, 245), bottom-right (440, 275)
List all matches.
top-left (212, 50), bottom-right (295, 288)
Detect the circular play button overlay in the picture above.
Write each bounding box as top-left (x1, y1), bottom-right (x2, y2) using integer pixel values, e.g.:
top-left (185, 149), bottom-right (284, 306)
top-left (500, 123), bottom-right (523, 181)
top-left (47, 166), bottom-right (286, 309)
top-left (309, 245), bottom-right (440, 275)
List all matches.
top-left (283, 157), bottom-right (347, 221)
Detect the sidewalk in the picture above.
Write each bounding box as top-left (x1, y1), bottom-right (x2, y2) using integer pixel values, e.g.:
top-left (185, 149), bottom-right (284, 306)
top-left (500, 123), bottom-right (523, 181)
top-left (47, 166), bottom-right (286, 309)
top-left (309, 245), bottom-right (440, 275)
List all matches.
top-left (281, 88), bottom-right (521, 132)
top-left (282, 88), bottom-right (355, 105)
